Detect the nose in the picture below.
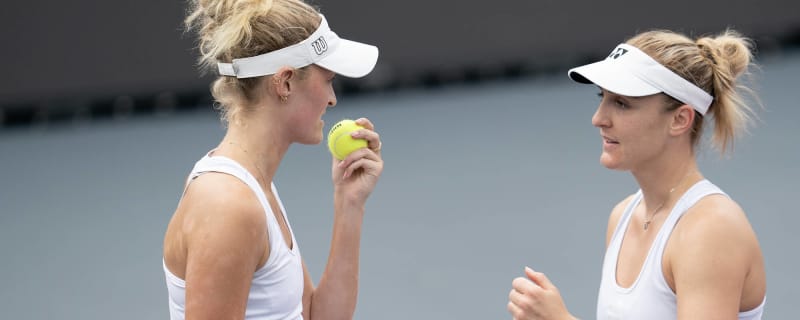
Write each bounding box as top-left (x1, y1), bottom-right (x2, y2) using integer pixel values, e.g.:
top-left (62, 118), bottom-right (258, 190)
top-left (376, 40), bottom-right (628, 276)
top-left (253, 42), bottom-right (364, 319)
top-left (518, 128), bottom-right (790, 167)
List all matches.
top-left (328, 92), bottom-right (337, 107)
top-left (591, 103), bottom-right (610, 128)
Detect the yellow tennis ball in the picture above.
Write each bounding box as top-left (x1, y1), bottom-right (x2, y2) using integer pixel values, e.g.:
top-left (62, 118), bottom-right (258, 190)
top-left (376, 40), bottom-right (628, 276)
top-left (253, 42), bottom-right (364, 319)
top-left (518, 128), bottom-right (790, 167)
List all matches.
top-left (327, 119), bottom-right (368, 160)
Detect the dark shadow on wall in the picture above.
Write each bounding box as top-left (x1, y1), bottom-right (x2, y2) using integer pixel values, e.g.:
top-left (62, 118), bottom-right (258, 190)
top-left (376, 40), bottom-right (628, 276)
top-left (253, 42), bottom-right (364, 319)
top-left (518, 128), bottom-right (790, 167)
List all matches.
top-left (1, 0), bottom-right (799, 128)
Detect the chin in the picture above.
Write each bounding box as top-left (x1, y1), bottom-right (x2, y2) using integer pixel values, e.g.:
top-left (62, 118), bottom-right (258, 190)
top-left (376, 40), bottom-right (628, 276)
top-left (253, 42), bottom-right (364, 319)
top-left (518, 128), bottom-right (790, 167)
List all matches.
top-left (310, 133), bottom-right (324, 145)
top-left (300, 137), bottom-right (323, 145)
top-left (294, 131), bottom-right (323, 145)
top-left (599, 154), bottom-right (625, 170)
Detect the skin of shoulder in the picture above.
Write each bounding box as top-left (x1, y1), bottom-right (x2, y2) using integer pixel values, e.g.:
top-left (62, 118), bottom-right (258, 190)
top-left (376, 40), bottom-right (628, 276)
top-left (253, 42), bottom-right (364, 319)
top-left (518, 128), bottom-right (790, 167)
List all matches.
top-left (179, 172), bottom-right (270, 319)
top-left (664, 194), bottom-right (764, 319)
top-left (606, 194), bottom-right (637, 247)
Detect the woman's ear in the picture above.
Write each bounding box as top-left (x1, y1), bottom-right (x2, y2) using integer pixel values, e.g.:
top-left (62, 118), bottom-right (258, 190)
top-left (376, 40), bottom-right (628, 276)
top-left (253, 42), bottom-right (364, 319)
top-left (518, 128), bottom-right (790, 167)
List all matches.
top-left (670, 104), bottom-right (696, 136)
top-left (270, 67), bottom-right (295, 101)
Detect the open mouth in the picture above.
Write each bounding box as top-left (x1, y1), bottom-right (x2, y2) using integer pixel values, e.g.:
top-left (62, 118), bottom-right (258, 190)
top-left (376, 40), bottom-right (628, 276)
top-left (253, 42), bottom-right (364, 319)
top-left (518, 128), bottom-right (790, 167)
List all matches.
top-left (602, 136), bottom-right (619, 144)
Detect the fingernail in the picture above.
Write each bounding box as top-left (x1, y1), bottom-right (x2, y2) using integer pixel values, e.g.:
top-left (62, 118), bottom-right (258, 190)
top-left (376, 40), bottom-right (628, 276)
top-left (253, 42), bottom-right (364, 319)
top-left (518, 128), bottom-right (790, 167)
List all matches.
top-left (525, 266), bottom-right (534, 273)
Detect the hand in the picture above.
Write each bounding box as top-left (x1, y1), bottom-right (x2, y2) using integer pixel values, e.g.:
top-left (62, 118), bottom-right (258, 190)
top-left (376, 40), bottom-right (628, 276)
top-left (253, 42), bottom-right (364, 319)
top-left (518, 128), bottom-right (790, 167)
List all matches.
top-left (508, 267), bottom-right (575, 320)
top-left (331, 117), bottom-right (383, 205)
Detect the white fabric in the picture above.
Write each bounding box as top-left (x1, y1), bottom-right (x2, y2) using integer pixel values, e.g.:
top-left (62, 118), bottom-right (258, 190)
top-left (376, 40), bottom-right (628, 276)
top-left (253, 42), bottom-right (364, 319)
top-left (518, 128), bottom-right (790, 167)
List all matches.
top-left (217, 14), bottom-right (378, 78)
top-left (164, 154), bottom-right (304, 320)
top-left (568, 44), bottom-right (713, 115)
top-left (597, 180), bottom-right (765, 319)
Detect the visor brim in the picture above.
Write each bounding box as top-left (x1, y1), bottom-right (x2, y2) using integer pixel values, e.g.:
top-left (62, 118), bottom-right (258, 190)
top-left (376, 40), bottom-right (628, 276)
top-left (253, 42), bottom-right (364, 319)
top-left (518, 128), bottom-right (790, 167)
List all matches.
top-left (317, 39), bottom-right (379, 78)
top-left (568, 60), bottom-right (661, 97)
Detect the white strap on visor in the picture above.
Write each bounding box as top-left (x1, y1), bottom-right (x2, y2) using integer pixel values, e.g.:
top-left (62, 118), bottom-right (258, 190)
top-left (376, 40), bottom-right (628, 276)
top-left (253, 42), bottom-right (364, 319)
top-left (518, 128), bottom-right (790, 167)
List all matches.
top-left (217, 15), bottom-right (339, 78)
top-left (612, 44), bottom-right (713, 115)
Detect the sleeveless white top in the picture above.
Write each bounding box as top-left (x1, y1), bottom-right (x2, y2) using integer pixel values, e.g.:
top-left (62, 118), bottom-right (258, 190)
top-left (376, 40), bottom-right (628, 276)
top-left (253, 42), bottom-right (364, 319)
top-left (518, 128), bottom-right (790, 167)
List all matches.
top-left (164, 154), bottom-right (304, 320)
top-left (597, 180), bottom-right (765, 319)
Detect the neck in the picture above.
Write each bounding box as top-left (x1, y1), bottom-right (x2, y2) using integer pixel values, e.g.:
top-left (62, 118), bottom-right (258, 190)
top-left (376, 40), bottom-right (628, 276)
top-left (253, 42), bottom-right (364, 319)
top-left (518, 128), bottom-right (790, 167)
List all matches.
top-left (218, 114), bottom-right (290, 183)
top-left (631, 150), bottom-right (701, 210)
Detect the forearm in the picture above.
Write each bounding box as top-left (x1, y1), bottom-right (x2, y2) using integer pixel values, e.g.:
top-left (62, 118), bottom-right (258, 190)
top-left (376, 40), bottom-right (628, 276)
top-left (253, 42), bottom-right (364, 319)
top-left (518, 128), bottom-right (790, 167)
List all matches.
top-left (309, 196), bottom-right (365, 320)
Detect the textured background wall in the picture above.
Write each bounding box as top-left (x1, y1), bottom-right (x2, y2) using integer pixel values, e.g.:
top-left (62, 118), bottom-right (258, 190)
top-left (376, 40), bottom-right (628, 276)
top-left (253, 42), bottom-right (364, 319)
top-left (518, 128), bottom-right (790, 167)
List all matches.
top-left (2, 0), bottom-right (799, 110)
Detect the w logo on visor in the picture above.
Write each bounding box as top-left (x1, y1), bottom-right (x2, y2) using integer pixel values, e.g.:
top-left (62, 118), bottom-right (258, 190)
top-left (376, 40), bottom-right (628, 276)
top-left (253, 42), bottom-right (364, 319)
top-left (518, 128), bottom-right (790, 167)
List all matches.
top-left (311, 36), bottom-right (328, 55)
top-left (608, 47), bottom-right (628, 59)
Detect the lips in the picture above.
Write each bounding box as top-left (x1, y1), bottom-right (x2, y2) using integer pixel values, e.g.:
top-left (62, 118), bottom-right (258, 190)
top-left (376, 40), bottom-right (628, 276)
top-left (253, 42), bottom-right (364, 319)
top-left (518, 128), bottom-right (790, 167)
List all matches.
top-left (602, 135), bottom-right (619, 144)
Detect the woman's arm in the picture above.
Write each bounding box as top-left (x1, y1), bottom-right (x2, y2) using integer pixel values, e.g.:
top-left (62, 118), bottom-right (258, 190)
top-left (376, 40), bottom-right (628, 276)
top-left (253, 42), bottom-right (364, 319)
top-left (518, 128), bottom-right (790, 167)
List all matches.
top-left (306, 195), bottom-right (367, 320)
top-left (182, 174), bottom-right (268, 320)
top-left (304, 118), bottom-right (383, 320)
top-left (668, 195), bottom-right (757, 319)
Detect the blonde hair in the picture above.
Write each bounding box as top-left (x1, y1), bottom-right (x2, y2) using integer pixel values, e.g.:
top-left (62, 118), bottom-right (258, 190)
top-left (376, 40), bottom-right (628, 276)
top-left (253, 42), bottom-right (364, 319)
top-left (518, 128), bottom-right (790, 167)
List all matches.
top-left (185, 0), bottom-right (320, 124)
top-left (626, 29), bottom-right (757, 153)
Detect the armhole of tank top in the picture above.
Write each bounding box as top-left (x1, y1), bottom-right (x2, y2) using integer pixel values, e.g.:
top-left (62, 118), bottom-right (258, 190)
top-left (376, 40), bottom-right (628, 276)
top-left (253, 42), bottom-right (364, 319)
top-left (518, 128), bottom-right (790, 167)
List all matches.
top-left (163, 259), bottom-right (186, 287)
top-left (187, 156), bottom-right (281, 276)
top-left (181, 169), bottom-right (230, 199)
top-left (612, 192), bottom-right (642, 244)
top-left (654, 180), bottom-right (726, 294)
top-left (606, 192), bottom-right (647, 292)
top-left (738, 296), bottom-right (766, 318)
top-left (269, 182), bottom-right (300, 253)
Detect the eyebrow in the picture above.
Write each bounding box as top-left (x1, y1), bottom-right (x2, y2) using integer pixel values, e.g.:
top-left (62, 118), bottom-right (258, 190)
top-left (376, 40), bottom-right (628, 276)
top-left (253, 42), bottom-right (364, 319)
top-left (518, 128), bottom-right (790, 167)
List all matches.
top-left (600, 88), bottom-right (641, 101)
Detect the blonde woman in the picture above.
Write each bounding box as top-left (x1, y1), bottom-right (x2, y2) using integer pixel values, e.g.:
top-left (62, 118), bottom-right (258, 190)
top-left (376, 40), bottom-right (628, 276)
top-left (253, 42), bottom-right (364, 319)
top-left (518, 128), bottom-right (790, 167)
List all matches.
top-left (508, 30), bottom-right (766, 319)
top-left (162, 0), bottom-right (383, 319)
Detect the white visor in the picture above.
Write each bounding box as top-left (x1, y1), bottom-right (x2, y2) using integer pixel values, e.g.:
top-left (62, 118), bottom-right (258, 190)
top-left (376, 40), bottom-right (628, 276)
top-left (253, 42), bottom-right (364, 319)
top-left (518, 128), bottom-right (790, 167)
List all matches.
top-left (568, 44), bottom-right (713, 115)
top-left (217, 14), bottom-right (378, 78)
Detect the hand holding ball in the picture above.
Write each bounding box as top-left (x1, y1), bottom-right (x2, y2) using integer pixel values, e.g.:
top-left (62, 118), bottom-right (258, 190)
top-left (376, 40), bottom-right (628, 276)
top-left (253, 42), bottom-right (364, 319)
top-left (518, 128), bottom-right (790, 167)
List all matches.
top-left (327, 119), bottom-right (368, 160)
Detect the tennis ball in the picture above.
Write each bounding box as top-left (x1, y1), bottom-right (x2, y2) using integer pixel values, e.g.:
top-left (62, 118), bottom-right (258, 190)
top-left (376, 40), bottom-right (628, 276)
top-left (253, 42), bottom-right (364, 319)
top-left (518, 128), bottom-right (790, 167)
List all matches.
top-left (327, 119), bottom-right (368, 160)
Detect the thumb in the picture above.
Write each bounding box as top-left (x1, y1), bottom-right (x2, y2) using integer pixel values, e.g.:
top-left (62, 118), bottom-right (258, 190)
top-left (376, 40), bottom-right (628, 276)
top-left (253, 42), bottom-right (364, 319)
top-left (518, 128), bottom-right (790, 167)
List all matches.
top-left (525, 266), bottom-right (555, 290)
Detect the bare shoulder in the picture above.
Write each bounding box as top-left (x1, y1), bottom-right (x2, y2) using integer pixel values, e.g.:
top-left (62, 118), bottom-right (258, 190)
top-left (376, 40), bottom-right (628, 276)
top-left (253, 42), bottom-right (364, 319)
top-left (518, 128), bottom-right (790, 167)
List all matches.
top-left (666, 194), bottom-right (766, 316)
top-left (182, 173), bottom-right (266, 233)
top-left (667, 193), bottom-right (760, 280)
top-left (606, 193), bottom-right (636, 247)
top-left (172, 173), bottom-right (271, 318)
top-left (180, 173), bottom-right (268, 268)
top-left (672, 194), bottom-right (758, 250)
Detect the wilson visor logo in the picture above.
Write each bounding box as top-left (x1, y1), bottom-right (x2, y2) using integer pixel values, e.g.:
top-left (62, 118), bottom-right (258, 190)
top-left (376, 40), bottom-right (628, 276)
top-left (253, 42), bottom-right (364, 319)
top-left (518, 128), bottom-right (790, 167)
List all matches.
top-left (608, 47), bottom-right (628, 59)
top-left (311, 36), bottom-right (328, 55)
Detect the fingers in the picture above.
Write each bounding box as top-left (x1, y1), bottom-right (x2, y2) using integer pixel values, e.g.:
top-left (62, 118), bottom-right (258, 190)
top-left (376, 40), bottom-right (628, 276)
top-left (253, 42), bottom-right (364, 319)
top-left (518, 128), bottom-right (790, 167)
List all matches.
top-left (511, 276), bottom-right (540, 296)
top-left (508, 279), bottom-right (537, 320)
top-left (349, 123), bottom-right (381, 154)
top-left (525, 267), bottom-right (555, 290)
top-left (508, 268), bottom-right (570, 320)
top-left (337, 147), bottom-right (383, 179)
top-left (354, 117), bottom-right (374, 130)
top-left (507, 300), bottom-right (523, 319)
top-left (508, 286), bottom-right (528, 306)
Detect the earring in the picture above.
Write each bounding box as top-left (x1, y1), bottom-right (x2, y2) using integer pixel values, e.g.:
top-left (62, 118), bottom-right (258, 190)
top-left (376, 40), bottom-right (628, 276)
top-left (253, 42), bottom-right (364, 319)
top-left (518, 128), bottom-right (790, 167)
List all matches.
top-left (280, 95), bottom-right (288, 102)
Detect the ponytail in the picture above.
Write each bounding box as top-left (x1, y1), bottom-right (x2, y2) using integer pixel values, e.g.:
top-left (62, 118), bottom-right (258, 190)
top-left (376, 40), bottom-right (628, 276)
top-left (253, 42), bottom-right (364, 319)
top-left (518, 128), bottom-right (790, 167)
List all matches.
top-left (627, 29), bottom-right (759, 154)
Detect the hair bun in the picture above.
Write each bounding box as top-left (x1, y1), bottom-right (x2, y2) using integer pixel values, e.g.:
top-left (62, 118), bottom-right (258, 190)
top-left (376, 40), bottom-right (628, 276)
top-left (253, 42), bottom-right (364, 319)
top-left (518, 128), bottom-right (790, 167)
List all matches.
top-left (696, 30), bottom-right (753, 79)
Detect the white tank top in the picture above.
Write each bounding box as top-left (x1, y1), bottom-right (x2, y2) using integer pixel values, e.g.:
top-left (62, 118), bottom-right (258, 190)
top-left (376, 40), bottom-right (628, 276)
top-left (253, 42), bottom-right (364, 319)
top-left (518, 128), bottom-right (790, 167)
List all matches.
top-left (597, 180), bottom-right (765, 319)
top-left (164, 154), bottom-right (304, 320)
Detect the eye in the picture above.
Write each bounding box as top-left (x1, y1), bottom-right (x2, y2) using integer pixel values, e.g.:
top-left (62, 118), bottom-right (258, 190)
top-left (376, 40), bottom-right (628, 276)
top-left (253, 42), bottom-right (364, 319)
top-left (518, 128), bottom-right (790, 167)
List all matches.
top-left (598, 91), bottom-right (629, 109)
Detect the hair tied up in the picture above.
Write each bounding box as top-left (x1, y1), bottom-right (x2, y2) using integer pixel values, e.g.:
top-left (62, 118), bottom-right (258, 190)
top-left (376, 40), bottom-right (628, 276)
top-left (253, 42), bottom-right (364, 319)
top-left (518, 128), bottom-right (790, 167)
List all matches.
top-left (696, 41), bottom-right (718, 67)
